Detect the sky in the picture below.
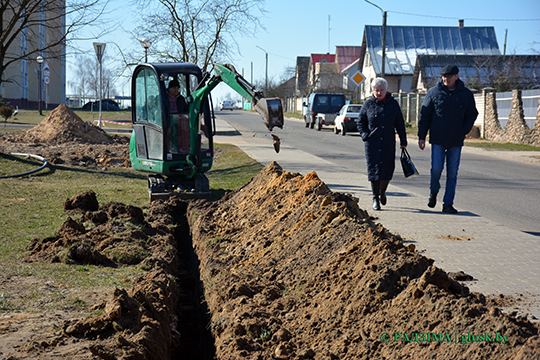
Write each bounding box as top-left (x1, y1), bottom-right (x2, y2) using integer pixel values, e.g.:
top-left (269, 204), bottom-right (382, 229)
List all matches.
top-left (68, 0), bottom-right (540, 102)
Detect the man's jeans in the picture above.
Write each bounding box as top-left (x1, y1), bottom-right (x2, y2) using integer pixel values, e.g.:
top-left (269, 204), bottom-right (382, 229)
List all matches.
top-left (430, 144), bottom-right (462, 206)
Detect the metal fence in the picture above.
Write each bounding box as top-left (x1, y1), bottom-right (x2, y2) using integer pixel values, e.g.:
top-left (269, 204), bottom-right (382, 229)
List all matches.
top-left (495, 89), bottom-right (540, 128)
top-left (394, 89), bottom-right (540, 129)
top-left (392, 92), bottom-right (426, 126)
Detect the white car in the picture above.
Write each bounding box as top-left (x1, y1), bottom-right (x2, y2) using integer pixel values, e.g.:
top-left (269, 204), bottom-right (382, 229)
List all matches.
top-left (220, 100), bottom-right (234, 111)
top-left (334, 104), bottom-right (362, 136)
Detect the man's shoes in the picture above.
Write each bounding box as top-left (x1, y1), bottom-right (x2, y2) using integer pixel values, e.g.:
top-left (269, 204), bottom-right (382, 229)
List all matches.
top-left (373, 197), bottom-right (381, 210)
top-left (442, 204), bottom-right (458, 214)
top-left (380, 190), bottom-right (387, 206)
top-left (428, 192), bottom-right (437, 208)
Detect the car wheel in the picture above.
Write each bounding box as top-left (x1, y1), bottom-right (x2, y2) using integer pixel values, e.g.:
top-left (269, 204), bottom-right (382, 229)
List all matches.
top-left (341, 128), bottom-right (346, 136)
top-left (334, 126), bottom-right (339, 134)
top-left (310, 122), bottom-right (315, 129)
top-left (317, 122), bottom-right (322, 131)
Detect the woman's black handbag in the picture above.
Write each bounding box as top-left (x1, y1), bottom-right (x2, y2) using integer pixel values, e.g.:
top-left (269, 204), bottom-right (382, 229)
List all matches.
top-left (400, 148), bottom-right (419, 178)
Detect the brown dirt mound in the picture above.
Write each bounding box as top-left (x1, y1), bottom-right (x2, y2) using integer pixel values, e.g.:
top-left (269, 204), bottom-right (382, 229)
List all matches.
top-left (0, 104), bottom-right (130, 168)
top-left (20, 104), bottom-right (115, 145)
top-left (188, 161), bottom-right (539, 360)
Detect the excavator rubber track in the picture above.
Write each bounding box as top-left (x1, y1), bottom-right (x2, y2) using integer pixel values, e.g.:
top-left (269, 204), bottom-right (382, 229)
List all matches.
top-left (148, 174), bottom-right (211, 201)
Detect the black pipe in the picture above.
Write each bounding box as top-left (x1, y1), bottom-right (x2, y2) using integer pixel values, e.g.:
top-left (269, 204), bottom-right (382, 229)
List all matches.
top-left (0, 153), bottom-right (49, 179)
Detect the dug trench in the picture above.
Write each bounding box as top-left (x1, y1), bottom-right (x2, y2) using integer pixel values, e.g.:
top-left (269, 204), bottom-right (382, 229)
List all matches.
top-left (4, 162), bottom-right (538, 359)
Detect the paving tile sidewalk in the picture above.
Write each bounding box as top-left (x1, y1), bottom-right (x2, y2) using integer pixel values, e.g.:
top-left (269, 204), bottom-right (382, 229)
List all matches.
top-left (214, 117), bottom-right (540, 321)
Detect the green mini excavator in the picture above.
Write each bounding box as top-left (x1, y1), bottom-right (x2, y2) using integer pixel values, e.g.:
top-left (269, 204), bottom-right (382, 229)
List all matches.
top-left (129, 62), bottom-right (283, 200)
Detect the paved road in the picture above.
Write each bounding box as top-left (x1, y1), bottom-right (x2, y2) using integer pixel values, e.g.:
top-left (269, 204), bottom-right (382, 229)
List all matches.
top-left (214, 110), bottom-right (540, 321)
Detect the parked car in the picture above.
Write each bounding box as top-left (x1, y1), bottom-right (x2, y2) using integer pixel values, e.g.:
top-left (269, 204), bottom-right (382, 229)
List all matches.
top-left (220, 100), bottom-right (234, 111)
top-left (334, 104), bottom-right (362, 135)
top-left (82, 99), bottom-right (121, 111)
top-left (304, 93), bottom-right (346, 131)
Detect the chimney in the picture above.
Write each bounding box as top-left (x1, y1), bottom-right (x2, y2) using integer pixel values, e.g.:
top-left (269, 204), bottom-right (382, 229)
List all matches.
top-left (458, 19), bottom-right (464, 28)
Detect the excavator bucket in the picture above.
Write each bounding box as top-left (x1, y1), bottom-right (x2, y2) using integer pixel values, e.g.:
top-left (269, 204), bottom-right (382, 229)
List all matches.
top-left (255, 98), bottom-right (284, 131)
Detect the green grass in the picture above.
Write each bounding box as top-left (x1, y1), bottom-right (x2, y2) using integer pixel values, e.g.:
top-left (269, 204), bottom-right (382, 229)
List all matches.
top-left (463, 141), bottom-right (540, 151)
top-left (207, 143), bottom-right (264, 200)
top-left (284, 112), bottom-right (304, 120)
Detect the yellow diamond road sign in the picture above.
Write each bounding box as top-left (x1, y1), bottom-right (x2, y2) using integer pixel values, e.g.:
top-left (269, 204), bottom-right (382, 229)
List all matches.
top-left (351, 71), bottom-right (365, 86)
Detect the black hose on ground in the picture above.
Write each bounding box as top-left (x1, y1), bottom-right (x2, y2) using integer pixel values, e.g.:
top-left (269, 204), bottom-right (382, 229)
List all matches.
top-left (0, 152), bottom-right (49, 179)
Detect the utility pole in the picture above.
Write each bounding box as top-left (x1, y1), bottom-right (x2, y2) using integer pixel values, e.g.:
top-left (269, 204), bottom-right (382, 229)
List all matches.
top-left (365, 0), bottom-right (387, 77)
top-left (382, 10), bottom-right (387, 77)
top-left (328, 15), bottom-right (331, 53)
top-left (256, 46), bottom-right (268, 91)
top-left (503, 29), bottom-right (508, 55)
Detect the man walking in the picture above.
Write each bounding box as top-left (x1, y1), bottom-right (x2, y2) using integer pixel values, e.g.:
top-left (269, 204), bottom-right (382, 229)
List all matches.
top-left (418, 65), bottom-right (478, 214)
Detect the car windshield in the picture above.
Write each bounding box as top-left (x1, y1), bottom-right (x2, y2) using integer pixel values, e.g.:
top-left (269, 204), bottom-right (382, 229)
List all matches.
top-left (347, 106), bottom-right (361, 112)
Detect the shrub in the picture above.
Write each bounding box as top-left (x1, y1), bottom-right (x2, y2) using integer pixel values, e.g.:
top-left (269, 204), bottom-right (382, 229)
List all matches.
top-left (0, 106), bottom-right (14, 122)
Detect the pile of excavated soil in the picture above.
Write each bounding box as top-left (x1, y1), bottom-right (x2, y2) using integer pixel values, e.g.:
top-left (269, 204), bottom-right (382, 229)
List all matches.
top-left (20, 104), bottom-right (115, 145)
top-left (1, 162), bottom-right (538, 359)
top-left (188, 162), bottom-right (539, 359)
top-left (0, 104), bottom-right (130, 167)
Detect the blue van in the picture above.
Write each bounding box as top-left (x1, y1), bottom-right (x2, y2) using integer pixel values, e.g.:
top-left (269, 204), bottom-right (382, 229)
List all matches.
top-left (303, 93), bottom-right (346, 131)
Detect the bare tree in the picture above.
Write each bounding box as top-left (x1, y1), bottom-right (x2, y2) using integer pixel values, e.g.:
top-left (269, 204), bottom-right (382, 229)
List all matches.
top-left (129, 0), bottom-right (265, 72)
top-left (68, 54), bottom-right (118, 101)
top-left (0, 0), bottom-right (109, 87)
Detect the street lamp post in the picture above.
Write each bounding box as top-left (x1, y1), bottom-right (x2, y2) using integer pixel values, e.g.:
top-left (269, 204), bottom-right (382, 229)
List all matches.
top-left (93, 43), bottom-right (106, 128)
top-left (256, 46), bottom-right (268, 91)
top-left (141, 39), bottom-right (152, 63)
top-left (36, 56), bottom-right (43, 115)
top-left (365, 0), bottom-right (386, 78)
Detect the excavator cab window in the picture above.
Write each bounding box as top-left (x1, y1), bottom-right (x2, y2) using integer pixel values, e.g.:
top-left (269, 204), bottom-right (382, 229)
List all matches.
top-left (165, 74), bottom-right (190, 155)
top-left (164, 73), bottom-right (211, 158)
top-left (133, 68), bottom-right (163, 160)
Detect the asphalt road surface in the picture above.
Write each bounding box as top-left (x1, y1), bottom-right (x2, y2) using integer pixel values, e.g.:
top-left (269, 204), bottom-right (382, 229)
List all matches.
top-left (216, 110), bottom-right (540, 237)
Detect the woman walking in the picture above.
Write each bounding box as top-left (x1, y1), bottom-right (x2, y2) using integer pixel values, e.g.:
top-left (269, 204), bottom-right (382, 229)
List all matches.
top-left (356, 78), bottom-right (408, 210)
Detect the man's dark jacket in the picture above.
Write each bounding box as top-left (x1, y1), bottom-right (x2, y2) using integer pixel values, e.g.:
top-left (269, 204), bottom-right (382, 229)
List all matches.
top-left (356, 92), bottom-right (407, 181)
top-left (418, 78), bottom-right (478, 148)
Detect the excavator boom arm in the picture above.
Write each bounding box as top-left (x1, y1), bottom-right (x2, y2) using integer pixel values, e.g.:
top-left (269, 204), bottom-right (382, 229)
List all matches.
top-left (192, 63), bottom-right (283, 131)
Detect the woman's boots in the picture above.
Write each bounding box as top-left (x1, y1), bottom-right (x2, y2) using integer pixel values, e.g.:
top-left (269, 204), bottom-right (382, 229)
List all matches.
top-left (380, 180), bottom-right (389, 206)
top-left (371, 181), bottom-right (381, 210)
top-left (371, 180), bottom-right (390, 210)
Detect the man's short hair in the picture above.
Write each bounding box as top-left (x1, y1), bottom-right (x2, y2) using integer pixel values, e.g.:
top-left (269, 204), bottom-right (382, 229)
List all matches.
top-left (441, 65), bottom-right (459, 76)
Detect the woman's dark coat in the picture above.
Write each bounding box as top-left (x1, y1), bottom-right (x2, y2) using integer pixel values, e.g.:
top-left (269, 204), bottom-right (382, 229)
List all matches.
top-left (356, 92), bottom-right (407, 181)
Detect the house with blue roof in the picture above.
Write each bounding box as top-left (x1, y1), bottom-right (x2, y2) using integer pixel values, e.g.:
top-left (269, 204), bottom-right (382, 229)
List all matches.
top-left (358, 21), bottom-right (501, 99)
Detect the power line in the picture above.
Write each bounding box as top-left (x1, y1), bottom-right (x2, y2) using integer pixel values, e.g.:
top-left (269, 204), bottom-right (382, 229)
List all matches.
top-left (389, 11), bottom-right (540, 22)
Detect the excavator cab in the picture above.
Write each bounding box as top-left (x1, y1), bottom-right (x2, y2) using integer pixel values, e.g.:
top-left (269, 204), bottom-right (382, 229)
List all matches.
top-left (130, 63), bottom-right (214, 199)
top-left (129, 62), bottom-right (283, 200)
